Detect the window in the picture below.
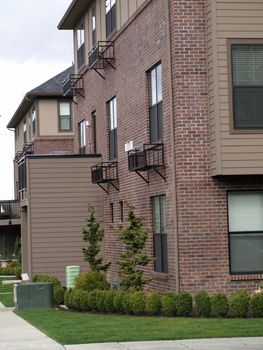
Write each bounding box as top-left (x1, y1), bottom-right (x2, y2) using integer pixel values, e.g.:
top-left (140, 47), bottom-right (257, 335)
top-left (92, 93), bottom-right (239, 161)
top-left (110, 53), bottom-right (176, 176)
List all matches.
top-left (228, 191), bottom-right (263, 274)
top-left (108, 97), bottom-right (117, 160)
top-left (231, 43), bottom-right (263, 129)
top-left (18, 158), bottom-right (26, 192)
top-left (23, 119), bottom-right (27, 143)
top-left (149, 63), bottom-right (163, 142)
top-left (119, 201), bottom-right (124, 223)
top-left (79, 119), bottom-right (86, 153)
top-left (105, 0), bottom-right (116, 37)
top-left (77, 23), bottom-right (85, 68)
top-left (152, 195), bottom-right (168, 273)
top-left (91, 111), bottom-right (97, 153)
top-left (32, 106), bottom-right (36, 136)
top-left (58, 101), bottom-right (71, 132)
top-left (92, 7), bottom-right (96, 47)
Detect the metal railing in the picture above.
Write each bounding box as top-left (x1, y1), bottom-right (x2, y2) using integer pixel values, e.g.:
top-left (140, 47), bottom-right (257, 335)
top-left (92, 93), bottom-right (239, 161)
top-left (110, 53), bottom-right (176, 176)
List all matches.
top-left (0, 200), bottom-right (20, 220)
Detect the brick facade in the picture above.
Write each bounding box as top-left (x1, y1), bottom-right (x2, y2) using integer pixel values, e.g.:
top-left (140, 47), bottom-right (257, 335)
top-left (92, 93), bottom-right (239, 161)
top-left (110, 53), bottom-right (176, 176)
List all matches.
top-left (34, 137), bottom-right (74, 154)
top-left (71, 0), bottom-right (263, 295)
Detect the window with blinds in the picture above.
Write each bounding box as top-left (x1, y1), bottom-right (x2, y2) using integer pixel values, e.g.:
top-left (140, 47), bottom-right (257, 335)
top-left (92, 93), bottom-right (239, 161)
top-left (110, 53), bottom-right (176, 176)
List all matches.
top-left (231, 44), bottom-right (263, 129)
top-left (228, 191), bottom-right (263, 274)
top-left (107, 96), bottom-right (117, 160)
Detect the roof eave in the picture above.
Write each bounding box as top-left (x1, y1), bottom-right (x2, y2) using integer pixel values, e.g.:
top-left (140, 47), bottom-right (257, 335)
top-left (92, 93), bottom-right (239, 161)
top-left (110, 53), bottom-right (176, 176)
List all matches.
top-left (58, 0), bottom-right (92, 30)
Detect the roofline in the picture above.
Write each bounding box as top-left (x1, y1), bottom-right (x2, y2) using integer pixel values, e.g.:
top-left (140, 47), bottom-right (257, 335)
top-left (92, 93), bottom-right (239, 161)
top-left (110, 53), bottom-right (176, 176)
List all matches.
top-left (58, 0), bottom-right (92, 30)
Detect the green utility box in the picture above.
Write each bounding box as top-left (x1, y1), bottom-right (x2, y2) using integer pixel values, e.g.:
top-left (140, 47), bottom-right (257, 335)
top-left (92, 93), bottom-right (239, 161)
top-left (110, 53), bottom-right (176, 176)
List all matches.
top-left (66, 265), bottom-right (80, 289)
top-left (14, 283), bottom-right (53, 311)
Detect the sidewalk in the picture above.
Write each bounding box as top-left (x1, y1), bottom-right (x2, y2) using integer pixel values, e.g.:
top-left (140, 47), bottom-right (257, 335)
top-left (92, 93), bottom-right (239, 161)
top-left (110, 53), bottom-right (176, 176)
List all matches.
top-left (0, 303), bottom-right (263, 350)
top-left (0, 303), bottom-right (63, 350)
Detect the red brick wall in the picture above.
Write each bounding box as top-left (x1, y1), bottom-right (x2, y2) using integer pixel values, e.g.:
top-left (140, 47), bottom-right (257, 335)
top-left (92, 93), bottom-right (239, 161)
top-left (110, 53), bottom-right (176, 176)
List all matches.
top-left (33, 138), bottom-right (74, 154)
top-left (170, 0), bottom-right (263, 294)
top-left (71, 0), bottom-right (262, 295)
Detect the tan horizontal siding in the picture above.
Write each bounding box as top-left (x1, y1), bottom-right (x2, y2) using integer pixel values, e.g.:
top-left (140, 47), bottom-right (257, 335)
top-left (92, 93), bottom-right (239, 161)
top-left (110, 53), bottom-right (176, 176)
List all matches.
top-left (27, 156), bottom-right (103, 285)
top-left (209, 0), bottom-right (263, 175)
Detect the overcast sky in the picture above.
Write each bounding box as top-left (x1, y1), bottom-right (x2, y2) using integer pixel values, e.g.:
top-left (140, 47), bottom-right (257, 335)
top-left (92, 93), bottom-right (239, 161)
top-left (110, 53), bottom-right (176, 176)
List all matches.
top-left (0, 0), bottom-right (73, 199)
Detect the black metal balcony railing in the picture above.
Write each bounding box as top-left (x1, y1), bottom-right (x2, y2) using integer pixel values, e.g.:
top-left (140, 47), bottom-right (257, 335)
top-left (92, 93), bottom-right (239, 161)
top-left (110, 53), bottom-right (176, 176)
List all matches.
top-left (63, 74), bottom-right (84, 98)
top-left (128, 144), bottom-right (165, 184)
top-left (0, 200), bottom-right (20, 221)
top-left (91, 162), bottom-right (119, 193)
top-left (88, 41), bottom-right (115, 78)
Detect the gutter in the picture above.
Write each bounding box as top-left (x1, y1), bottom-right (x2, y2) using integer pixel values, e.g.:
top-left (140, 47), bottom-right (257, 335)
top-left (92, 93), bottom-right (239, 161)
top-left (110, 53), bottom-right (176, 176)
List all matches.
top-left (166, 0), bottom-right (180, 292)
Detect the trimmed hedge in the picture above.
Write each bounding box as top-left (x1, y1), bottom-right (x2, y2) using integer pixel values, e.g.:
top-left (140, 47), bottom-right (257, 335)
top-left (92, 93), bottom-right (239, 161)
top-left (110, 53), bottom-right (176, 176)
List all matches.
top-left (64, 287), bottom-right (263, 319)
top-left (229, 289), bottom-right (250, 318)
top-left (195, 291), bottom-right (211, 317)
top-left (75, 271), bottom-right (109, 292)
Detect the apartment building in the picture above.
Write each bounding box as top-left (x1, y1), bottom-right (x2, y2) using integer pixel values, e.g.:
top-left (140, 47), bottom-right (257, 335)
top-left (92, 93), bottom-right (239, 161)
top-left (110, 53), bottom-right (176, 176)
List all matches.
top-left (7, 68), bottom-right (102, 282)
top-left (58, 0), bottom-right (263, 294)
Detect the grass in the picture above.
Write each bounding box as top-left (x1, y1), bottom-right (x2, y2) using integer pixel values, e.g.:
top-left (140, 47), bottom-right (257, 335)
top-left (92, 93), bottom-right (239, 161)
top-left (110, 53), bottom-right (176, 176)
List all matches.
top-left (0, 282), bottom-right (14, 307)
top-left (16, 309), bottom-right (263, 345)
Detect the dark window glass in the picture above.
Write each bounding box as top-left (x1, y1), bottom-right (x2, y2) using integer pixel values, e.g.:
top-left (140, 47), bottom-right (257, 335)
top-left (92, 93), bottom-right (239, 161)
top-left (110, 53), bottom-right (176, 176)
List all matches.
top-left (92, 111), bottom-right (97, 153)
top-left (77, 23), bottom-right (85, 69)
top-left (228, 191), bottom-right (263, 274)
top-left (106, 0), bottom-right (116, 37)
top-left (32, 107), bottom-right (36, 136)
top-left (120, 201), bottom-right (124, 223)
top-left (152, 195), bottom-right (168, 273)
top-left (18, 158), bottom-right (26, 191)
top-left (107, 97), bottom-right (117, 160)
top-left (149, 64), bottom-right (163, 142)
top-left (232, 45), bottom-right (263, 129)
top-left (23, 119), bottom-right (27, 143)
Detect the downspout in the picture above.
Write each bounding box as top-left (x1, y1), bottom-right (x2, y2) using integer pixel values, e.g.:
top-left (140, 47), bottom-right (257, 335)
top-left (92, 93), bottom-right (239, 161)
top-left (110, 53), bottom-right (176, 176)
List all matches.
top-left (166, 0), bottom-right (180, 292)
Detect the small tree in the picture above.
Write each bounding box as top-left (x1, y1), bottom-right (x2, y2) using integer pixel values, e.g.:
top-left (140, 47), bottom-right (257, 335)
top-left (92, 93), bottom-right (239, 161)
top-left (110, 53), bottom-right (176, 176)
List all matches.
top-left (117, 205), bottom-right (153, 291)
top-left (82, 206), bottom-right (110, 272)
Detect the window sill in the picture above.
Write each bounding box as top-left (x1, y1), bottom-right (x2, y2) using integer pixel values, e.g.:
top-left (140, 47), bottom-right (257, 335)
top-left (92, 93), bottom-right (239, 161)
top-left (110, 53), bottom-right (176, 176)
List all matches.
top-left (230, 274), bottom-right (263, 281)
top-left (151, 271), bottom-right (169, 281)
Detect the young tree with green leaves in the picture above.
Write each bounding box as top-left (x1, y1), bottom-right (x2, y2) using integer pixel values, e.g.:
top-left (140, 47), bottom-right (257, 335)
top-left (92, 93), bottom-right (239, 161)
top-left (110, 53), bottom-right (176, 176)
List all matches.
top-left (82, 206), bottom-right (110, 272)
top-left (117, 205), bottom-right (153, 291)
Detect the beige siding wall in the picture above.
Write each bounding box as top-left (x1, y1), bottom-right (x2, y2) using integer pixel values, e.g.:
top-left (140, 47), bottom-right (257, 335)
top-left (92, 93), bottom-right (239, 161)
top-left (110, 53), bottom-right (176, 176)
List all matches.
top-left (74, 0), bottom-right (147, 71)
top-left (38, 99), bottom-right (74, 137)
top-left (208, 0), bottom-right (263, 175)
top-left (25, 155), bottom-right (102, 284)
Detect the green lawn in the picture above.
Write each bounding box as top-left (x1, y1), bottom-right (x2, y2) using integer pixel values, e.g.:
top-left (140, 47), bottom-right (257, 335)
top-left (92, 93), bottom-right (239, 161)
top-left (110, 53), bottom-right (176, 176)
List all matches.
top-left (0, 282), bottom-right (14, 307)
top-left (16, 309), bottom-right (263, 345)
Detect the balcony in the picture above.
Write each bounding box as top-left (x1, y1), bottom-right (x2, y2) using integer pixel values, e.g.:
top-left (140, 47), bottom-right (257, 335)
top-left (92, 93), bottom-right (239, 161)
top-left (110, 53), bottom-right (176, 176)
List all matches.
top-left (88, 41), bottom-right (115, 79)
top-left (63, 74), bottom-right (84, 98)
top-left (128, 143), bottom-right (165, 184)
top-left (0, 200), bottom-right (20, 223)
top-left (91, 162), bottom-right (119, 193)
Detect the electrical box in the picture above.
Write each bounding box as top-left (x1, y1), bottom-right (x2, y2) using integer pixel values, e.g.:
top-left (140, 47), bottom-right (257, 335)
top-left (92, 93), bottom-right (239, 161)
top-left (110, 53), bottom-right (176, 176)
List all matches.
top-left (14, 283), bottom-right (53, 310)
top-left (66, 265), bottom-right (80, 289)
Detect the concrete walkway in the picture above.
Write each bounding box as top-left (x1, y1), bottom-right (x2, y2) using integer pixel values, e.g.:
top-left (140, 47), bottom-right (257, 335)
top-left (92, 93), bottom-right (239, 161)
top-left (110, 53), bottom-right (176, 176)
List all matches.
top-left (0, 303), bottom-right (63, 350)
top-left (0, 303), bottom-right (263, 350)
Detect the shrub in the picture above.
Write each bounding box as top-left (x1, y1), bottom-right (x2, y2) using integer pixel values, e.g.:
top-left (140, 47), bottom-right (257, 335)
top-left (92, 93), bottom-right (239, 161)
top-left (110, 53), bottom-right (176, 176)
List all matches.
top-left (64, 289), bottom-right (73, 308)
top-left (129, 291), bottom-right (145, 315)
top-left (88, 290), bottom-right (98, 311)
top-left (195, 291), bottom-right (211, 317)
top-left (33, 274), bottom-right (61, 288)
top-left (251, 292), bottom-right (263, 317)
top-left (123, 292), bottom-right (131, 314)
top-left (259, 281), bottom-right (263, 289)
top-left (113, 291), bottom-right (126, 313)
top-left (70, 289), bottom-right (83, 310)
top-left (75, 271), bottom-right (109, 291)
top-left (211, 293), bottom-right (229, 317)
top-left (146, 292), bottom-right (162, 315)
top-left (175, 291), bottom-right (193, 316)
top-left (229, 289), bottom-right (250, 317)
top-left (14, 265), bottom-right (22, 279)
top-left (104, 291), bottom-right (116, 313)
top-left (95, 290), bottom-right (107, 312)
top-left (162, 292), bottom-right (177, 316)
top-left (54, 287), bottom-right (65, 305)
